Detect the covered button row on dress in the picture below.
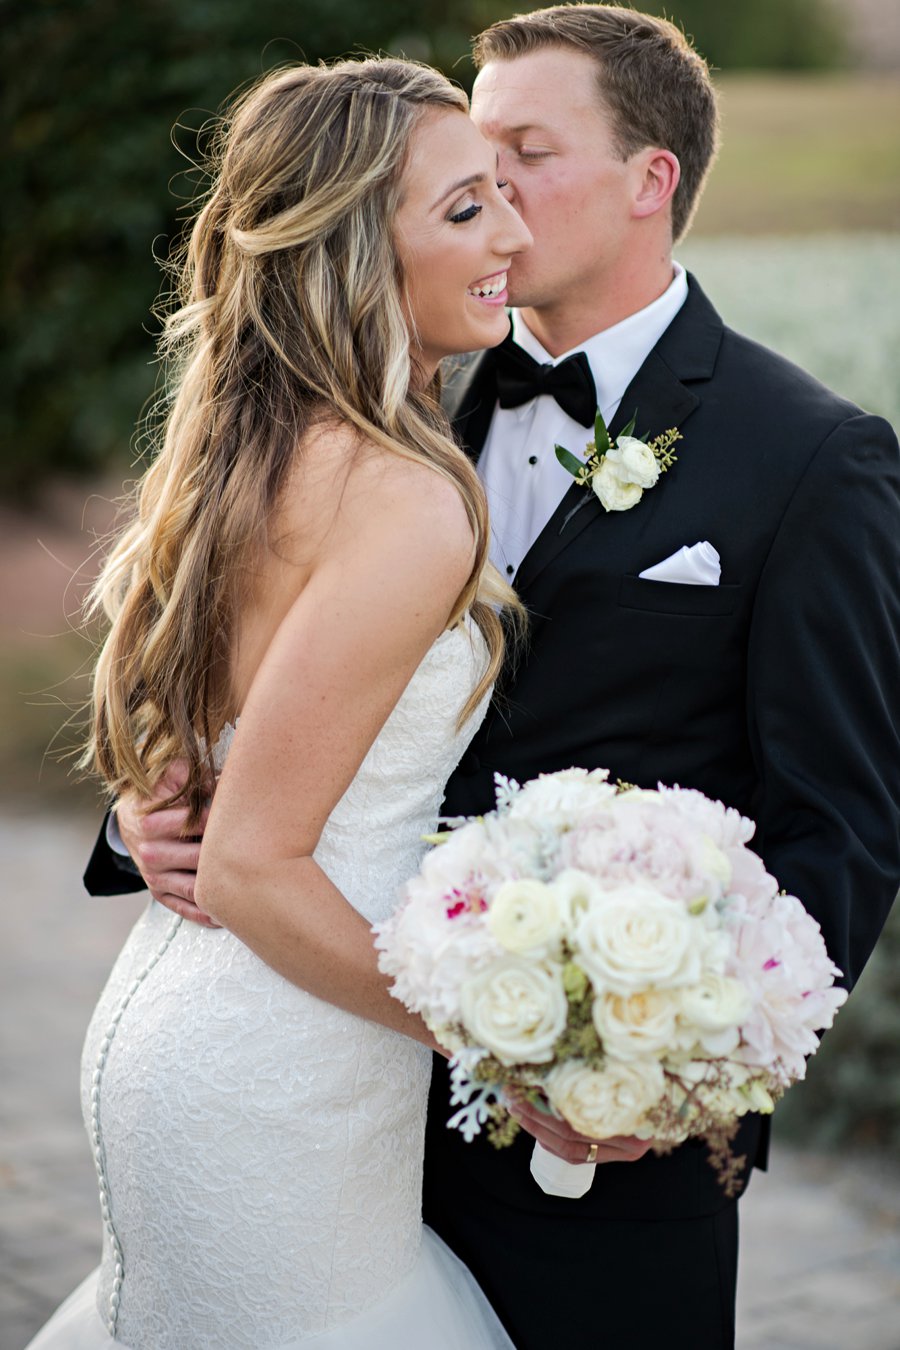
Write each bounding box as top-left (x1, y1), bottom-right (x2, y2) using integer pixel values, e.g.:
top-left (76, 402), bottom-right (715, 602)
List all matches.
top-left (88, 915), bottom-right (184, 1336)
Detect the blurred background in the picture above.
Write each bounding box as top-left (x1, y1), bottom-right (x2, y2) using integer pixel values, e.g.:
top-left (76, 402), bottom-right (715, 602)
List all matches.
top-left (2, 1), bottom-right (899, 1345)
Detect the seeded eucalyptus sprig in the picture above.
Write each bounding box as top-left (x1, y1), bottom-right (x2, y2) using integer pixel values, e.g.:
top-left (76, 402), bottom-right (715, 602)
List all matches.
top-left (651, 427), bottom-right (683, 471)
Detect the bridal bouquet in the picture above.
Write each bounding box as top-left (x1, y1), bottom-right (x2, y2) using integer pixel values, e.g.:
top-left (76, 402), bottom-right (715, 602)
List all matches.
top-left (374, 770), bottom-right (847, 1198)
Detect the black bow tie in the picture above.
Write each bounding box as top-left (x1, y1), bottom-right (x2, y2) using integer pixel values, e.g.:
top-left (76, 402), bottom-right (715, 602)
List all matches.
top-left (493, 337), bottom-right (596, 428)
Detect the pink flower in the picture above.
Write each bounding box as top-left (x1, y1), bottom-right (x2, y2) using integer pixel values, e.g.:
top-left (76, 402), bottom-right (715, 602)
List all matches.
top-left (562, 799), bottom-right (727, 906)
top-left (727, 891), bottom-right (847, 1080)
top-left (655, 785), bottom-right (756, 850)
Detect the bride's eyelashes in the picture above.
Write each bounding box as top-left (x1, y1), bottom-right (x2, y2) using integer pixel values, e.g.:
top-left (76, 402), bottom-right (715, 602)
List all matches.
top-left (448, 182), bottom-right (511, 224)
top-left (449, 201), bottom-right (482, 223)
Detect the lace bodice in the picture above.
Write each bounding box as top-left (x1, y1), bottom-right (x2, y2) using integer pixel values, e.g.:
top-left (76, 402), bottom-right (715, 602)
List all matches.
top-left (77, 622), bottom-right (491, 1348)
top-left (213, 622), bottom-right (487, 926)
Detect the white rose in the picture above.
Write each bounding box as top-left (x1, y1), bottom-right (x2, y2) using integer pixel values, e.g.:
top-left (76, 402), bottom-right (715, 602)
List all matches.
top-left (573, 884), bottom-right (699, 994)
top-left (592, 988), bottom-right (681, 1060)
top-left (487, 879), bottom-right (565, 959)
top-left (591, 439), bottom-right (660, 513)
top-left (615, 437), bottom-right (661, 489)
top-left (592, 456), bottom-right (644, 512)
top-left (460, 958), bottom-right (568, 1065)
top-left (680, 973), bottom-right (751, 1036)
top-left (547, 1058), bottom-right (664, 1137)
top-left (551, 868), bottom-right (607, 937)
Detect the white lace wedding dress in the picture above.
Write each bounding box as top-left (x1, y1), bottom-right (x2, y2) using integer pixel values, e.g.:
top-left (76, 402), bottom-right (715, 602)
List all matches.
top-left (28, 623), bottom-right (513, 1350)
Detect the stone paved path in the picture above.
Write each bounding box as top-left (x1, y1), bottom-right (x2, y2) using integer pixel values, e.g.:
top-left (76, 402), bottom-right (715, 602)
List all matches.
top-left (2, 813), bottom-right (898, 1349)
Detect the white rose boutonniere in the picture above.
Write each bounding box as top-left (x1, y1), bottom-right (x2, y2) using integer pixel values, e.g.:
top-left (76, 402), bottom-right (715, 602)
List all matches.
top-left (555, 408), bottom-right (682, 524)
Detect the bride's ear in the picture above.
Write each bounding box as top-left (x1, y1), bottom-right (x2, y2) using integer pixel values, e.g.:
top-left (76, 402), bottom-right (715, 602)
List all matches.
top-left (631, 148), bottom-right (680, 221)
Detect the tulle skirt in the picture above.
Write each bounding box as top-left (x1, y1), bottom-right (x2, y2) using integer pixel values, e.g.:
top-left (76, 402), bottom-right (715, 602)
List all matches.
top-left (24, 1225), bottom-right (514, 1350)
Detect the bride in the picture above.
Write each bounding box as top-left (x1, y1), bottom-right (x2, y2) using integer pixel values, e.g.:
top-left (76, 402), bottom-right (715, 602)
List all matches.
top-left (29, 57), bottom-right (530, 1349)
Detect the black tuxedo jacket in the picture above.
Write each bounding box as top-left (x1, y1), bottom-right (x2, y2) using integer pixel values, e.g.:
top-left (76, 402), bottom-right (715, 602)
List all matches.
top-left (423, 275), bottom-right (900, 1224)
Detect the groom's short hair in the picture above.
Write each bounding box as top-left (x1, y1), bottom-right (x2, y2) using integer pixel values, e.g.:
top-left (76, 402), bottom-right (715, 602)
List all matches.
top-left (473, 3), bottom-right (719, 241)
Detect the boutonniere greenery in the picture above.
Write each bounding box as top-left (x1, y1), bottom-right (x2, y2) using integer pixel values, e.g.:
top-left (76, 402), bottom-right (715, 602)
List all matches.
top-left (555, 409), bottom-right (682, 527)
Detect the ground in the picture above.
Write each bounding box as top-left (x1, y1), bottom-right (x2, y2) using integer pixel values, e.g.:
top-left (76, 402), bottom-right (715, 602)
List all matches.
top-left (1, 814), bottom-right (899, 1350)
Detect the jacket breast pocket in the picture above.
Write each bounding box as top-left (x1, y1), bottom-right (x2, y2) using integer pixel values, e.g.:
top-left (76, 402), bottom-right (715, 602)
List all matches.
top-left (617, 574), bottom-right (741, 617)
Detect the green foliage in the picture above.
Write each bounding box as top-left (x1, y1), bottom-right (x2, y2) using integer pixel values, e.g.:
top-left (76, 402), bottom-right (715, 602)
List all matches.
top-left (775, 899), bottom-right (900, 1151)
top-left (2, 0), bottom-right (515, 500)
top-left (644, 0), bottom-right (846, 72)
top-left (555, 445), bottom-right (589, 479)
top-left (2, 1), bottom-right (850, 499)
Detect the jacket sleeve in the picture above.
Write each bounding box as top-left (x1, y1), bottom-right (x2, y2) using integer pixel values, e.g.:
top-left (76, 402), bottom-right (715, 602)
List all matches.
top-left (746, 411), bottom-right (900, 989)
top-left (83, 813), bottom-right (147, 896)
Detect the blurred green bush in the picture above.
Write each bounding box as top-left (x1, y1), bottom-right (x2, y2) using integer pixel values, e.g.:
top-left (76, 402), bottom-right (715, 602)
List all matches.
top-left (4, 0), bottom-right (848, 499)
top-left (775, 899), bottom-right (900, 1151)
top-left (2, 0), bottom-right (516, 499)
top-left (645, 0), bottom-right (846, 71)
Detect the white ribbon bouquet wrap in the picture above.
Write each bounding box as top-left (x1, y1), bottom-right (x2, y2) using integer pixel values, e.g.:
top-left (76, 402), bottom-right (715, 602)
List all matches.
top-left (374, 771), bottom-right (847, 1199)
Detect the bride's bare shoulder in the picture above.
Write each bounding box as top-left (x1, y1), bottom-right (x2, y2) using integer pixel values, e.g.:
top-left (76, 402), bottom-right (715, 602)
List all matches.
top-left (282, 418), bottom-right (475, 571)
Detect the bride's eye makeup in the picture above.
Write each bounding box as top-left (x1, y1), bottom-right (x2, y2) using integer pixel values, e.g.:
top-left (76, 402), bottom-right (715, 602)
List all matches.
top-left (449, 200), bottom-right (483, 223)
top-left (449, 178), bottom-right (511, 221)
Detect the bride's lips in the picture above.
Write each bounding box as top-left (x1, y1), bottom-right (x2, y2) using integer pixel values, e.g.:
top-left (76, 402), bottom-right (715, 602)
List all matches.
top-left (466, 270), bottom-right (509, 307)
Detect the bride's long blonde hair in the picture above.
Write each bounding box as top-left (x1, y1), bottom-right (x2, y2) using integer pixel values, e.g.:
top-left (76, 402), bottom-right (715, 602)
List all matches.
top-left (85, 58), bottom-right (520, 819)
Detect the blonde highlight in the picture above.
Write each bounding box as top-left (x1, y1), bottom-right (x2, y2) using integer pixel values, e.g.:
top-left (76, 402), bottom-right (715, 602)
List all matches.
top-left (85, 58), bottom-right (521, 819)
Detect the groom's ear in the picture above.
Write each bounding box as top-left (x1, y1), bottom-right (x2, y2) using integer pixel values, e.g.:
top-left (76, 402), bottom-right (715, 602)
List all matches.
top-left (631, 147), bottom-right (681, 222)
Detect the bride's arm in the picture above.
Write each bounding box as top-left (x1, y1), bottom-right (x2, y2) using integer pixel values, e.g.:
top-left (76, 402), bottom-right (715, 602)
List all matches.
top-left (194, 456), bottom-right (476, 1051)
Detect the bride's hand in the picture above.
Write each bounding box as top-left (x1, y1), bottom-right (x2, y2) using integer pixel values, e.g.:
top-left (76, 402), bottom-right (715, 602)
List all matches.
top-left (116, 762), bottom-right (218, 927)
top-left (505, 1092), bottom-right (653, 1166)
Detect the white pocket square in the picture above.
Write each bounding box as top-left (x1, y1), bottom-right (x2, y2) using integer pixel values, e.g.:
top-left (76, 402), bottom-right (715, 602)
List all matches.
top-left (638, 541), bottom-right (721, 586)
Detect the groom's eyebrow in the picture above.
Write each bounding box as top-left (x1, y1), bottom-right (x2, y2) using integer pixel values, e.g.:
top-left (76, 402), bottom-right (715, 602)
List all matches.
top-left (489, 120), bottom-right (558, 138)
top-left (432, 172), bottom-right (487, 211)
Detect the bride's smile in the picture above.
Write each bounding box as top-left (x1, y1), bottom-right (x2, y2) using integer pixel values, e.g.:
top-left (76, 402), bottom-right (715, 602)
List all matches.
top-left (393, 108), bottom-right (530, 381)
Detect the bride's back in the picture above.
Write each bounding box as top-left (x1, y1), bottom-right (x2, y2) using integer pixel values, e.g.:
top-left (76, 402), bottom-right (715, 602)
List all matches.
top-left (229, 422), bottom-right (452, 716)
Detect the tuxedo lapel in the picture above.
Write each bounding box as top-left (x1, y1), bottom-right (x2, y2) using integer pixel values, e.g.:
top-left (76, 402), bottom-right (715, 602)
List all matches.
top-left (514, 277), bottom-right (722, 595)
top-left (444, 349), bottom-right (500, 465)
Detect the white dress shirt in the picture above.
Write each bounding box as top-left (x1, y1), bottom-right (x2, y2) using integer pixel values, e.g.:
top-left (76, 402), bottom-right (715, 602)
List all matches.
top-left (478, 263), bottom-right (689, 579)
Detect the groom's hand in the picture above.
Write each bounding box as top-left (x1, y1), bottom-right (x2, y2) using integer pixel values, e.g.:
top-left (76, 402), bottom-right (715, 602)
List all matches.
top-left (506, 1093), bottom-right (653, 1166)
top-left (116, 762), bottom-right (217, 927)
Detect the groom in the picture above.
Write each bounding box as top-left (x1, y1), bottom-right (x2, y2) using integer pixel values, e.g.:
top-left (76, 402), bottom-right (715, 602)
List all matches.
top-left (84, 6), bottom-right (899, 1347)
top-left (419, 7), bottom-right (900, 1345)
